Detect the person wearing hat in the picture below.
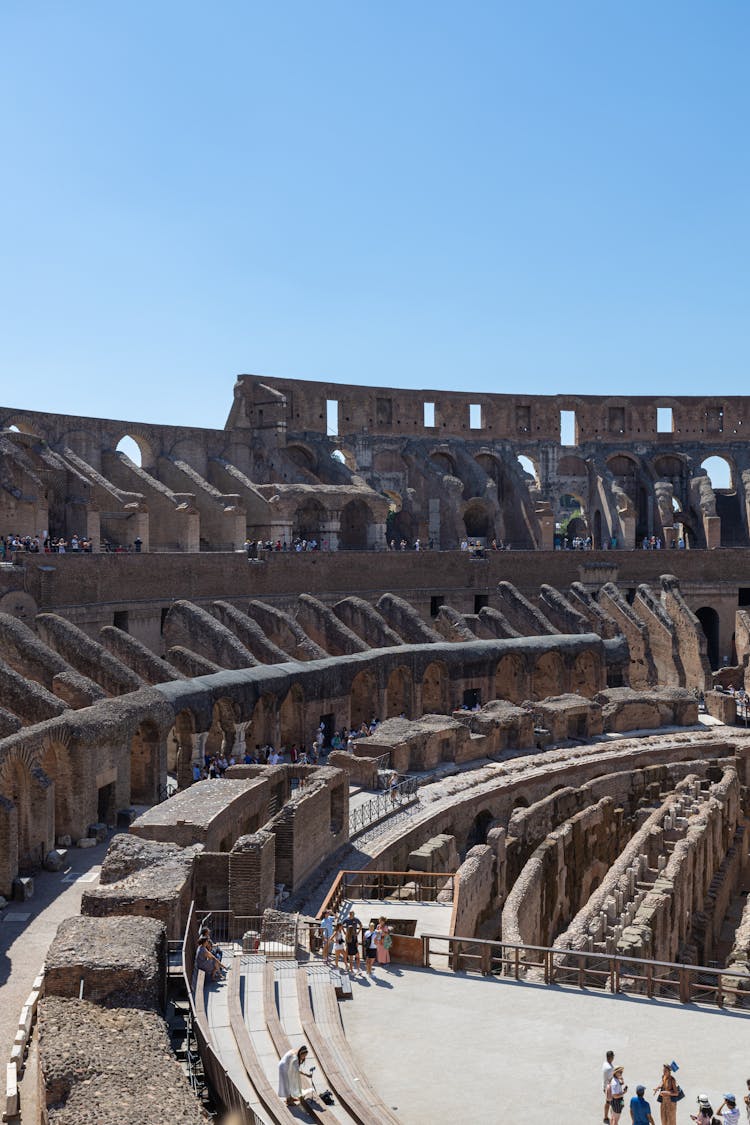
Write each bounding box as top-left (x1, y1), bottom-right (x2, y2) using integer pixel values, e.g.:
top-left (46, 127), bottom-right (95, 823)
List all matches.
top-left (654, 1062), bottom-right (679, 1124)
top-left (716, 1094), bottom-right (741, 1124)
top-left (607, 1066), bottom-right (627, 1125)
top-left (690, 1094), bottom-right (715, 1123)
top-left (630, 1085), bottom-right (656, 1125)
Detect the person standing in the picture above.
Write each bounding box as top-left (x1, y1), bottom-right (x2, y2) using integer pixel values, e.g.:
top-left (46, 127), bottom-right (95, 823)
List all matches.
top-left (602, 1051), bottom-right (615, 1123)
top-left (653, 1063), bottom-right (678, 1125)
top-left (744, 1079), bottom-right (750, 1122)
top-left (375, 917), bottom-right (391, 966)
top-left (716, 1095), bottom-right (741, 1124)
top-left (364, 919), bottom-right (378, 977)
top-left (278, 1045), bottom-right (313, 1107)
top-left (319, 909), bottom-right (334, 962)
top-left (690, 1095), bottom-right (714, 1123)
top-left (608, 1067), bottom-right (627, 1125)
top-left (630, 1085), bottom-right (656, 1125)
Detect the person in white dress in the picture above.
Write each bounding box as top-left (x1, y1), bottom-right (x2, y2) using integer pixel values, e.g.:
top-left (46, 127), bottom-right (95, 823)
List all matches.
top-left (278, 1045), bottom-right (313, 1106)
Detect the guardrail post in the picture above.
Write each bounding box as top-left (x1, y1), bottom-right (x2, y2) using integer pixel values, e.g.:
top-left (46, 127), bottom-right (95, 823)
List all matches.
top-left (480, 943), bottom-right (491, 976)
top-left (422, 935), bottom-right (430, 968)
top-left (679, 966), bottom-right (691, 1004)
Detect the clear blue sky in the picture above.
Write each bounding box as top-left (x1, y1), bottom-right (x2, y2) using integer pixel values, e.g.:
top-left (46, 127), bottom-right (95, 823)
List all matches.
top-left (2, 2), bottom-right (748, 428)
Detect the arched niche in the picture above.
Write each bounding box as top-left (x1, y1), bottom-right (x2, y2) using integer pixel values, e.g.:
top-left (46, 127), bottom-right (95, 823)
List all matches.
top-left (115, 433), bottom-right (154, 470)
top-left (249, 693), bottom-right (278, 750)
top-left (350, 669), bottom-right (378, 728)
top-left (531, 651), bottom-right (565, 700)
top-left (294, 498), bottom-right (326, 542)
top-left (130, 720), bottom-right (162, 803)
top-left (39, 740), bottom-right (75, 839)
top-left (340, 499), bottom-right (373, 550)
top-left (279, 684), bottom-right (305, 747)
top-left (495, 654), bottom-right (527, 703)
top-left (570, 651), bottom-right (598, 697)
top-left (421, 660), bottom-right (449, 714)
top-left (385, 666), bottom-right (413, 718)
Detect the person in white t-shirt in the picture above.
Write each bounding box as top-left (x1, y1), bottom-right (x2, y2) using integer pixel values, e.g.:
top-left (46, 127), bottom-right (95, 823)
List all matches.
top-left (716, 1095), bottom-right (741, 1124)
top-left (602, 1051), bottom-right (615, 1123)
top-left (607, 1067), bottom-right (626, 1125)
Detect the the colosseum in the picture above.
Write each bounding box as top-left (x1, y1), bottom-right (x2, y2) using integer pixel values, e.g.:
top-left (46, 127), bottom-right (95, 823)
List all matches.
top-left (2, 376), bottom-right (750, 1123)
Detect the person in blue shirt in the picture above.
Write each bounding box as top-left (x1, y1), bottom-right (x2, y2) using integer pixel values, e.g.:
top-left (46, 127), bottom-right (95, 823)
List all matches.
top-left (630, 1085), bottom-right (655, 1125)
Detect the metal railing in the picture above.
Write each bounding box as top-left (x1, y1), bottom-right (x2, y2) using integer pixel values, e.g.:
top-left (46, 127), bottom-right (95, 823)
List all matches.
top-left (420, 932), bottom-right (750, 1009)
top-left (181, 902), bottom-right (266, 1125)
top-left (349, 775), bottom-right (419, 836)
top-left (318, 869), bottom-right (456, 919)
top-left (197, 908), bottom-right (300, 959)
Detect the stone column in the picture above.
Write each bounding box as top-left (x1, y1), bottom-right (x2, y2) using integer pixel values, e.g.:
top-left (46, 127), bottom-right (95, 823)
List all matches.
top-left (321, 510), bottom-right (341, 552)
top-left (234, 721), bottom-right (250, 758)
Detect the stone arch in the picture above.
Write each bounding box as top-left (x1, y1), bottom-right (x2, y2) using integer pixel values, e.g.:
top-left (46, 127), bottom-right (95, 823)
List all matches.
top-left (331, 447), bottom-right (357, 471)
top-left (391, 509), bottom-right (416, 545)
top-left (286, 443), bottom-right (317, 472)
top-left (350, 669), bottom-right (378, 729)
top-left (495, 654), bottom-right (528, 703)
top-left (130, 720), bottom-right (162, 804)
top-left (700, 455), bottom-right (733, 491)
top-left (421, 660), bottom-right (449, 714)
top-left (0, 754), bottom-right (46, 874)
top-left (279, 684), bottom-right (305, 747)
top-left (294, 498), bottom-right (326, 542)
top-left (39, 738), bottom-right (76, 839)
top-left (250, 692), bottom-right (278, 750)
top-left (558, 454), bottom-right (588, 477)
top-left (531, 651), bottom-right (565, 700)
top-left (385, 666), bottom-right (413, 718)
top-left (570, 651), bottom-right (598, 697)
top-left (340, 499), bottom-right (373, 550)
top-left (517, 455), bottom-right (539, 485)
top-left (512, 794), bottom-right (529, 810)
top-left (466, 808), bottom-right (494, 850)
top-left (114, 432), bottom-right (155, 470)
top-left (429, 450), bottom-right (456, 476)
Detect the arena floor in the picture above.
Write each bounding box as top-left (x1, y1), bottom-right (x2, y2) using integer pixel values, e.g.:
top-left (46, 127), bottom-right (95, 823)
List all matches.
top-left (340, 964), bottom-right (749, 1123)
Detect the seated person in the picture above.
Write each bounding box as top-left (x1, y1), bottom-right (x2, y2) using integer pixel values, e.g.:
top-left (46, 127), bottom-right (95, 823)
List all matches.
top-left (196, 936), bottom-right (225, 980)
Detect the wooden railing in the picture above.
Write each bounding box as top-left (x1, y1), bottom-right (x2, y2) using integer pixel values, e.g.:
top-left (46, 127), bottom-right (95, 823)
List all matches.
top-left (420, 931), bottom-right (750, 1009)
top-left (318, 869), bottom-right (456, 919)
top-left (349, 776), bottom-right (419, 836)
top-left (181, 902), bottom-right (267, 1125)
top-left (196, 908), bottom-right (299, 958)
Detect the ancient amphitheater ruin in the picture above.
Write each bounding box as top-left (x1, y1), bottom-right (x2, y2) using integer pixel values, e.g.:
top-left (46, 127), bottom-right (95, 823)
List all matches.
top-left (2, 377), bottom-right (750, 1123)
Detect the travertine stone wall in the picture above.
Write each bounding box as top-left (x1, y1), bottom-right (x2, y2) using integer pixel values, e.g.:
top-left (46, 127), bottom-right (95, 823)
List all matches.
top-left (45, 915), bottom-right (166, 1010)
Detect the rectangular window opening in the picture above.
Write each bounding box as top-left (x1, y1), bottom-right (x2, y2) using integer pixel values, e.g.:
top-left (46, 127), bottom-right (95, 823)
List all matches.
top-left (469, 404), bottom-right (482, 429)
top-left (430, 595), bottom-right (444, 617)
top-left (326, 399), bottom-right (339, 436)
top-left (473, 594), bottom-right (488, 614)
top-left (113, 610), bottom-right (129, 633)
top-left (424, 402), bottom-right (435, 427)
top-left (657, 407), bottom-right (673, 433)
top-left (560, 410), bottom-right (576, 445)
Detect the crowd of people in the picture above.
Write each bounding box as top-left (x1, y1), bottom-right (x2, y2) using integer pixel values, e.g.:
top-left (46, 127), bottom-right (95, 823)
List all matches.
top-left (602, 1051), bottom-right (747, 1124)
top-left (0, 533), bottom-right (96, 556)
top-left (192, 718), bottom-right (387, 781)
top-left (318, 910), bottom-right (392, 978)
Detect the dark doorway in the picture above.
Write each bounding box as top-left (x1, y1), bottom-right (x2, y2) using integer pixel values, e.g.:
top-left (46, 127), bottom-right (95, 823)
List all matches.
top-left (319, 713), bottom-right (335, 747)
top-left (474, 594), bottom-right (488, 614)
top-left (113, 610), bottom-right (129, 632)
top-left (463, 687), bottom-right (481, 709)
top-left (430, 595), bottom-right (444, 617)
top-left (98, 781), bottom-right (116, 825)
top-left (696, 606), bottom-right (720, 670)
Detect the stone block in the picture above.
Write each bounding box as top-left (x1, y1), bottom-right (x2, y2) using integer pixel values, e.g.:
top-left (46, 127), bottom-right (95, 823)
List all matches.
top-left (5, 1062), bottom-right (18, 1119)
top-left (13, 876), bottom-right (33, 901)
top-left (88, 822), bottom-right (108, 842)
top-left (44, 849), bottom-right (67, 872)
top-left (76, 837), bottom-right (96, 849)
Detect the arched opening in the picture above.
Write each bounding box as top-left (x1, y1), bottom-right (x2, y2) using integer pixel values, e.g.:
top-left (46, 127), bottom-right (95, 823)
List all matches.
top-left (517, 456), bottom-right (538, 485)
top-left (532, 652), bottom-right (565, 700)
top-left (571, 651), bottom-right (598, 697)
top-left (463, 500), bottom-right (492, 540)
top-left (331, 447), bottom-right (357, 471)
top-left (512, 794), bottom-right (529, 810)
top-left (391, 509), bottom-right (416, 546)
top-left (340, 499), bottom-right (373, 550)
top-left (293, 498), bottom-right (326, 543)
top-left (695, 606), bottom-right (721, 670)
top-left (385, 666), bottom-right (413, 718)
top-left (115, 434), bottom-right (153, 470)
top-left (495, 654), bottom-right (527, 703)
top-left (286, 444), bottom-right (316, 473)
top-left (130, 720), bottom-right (161, 804)
top-left (429, 451), bottom-right (456, 477)
top-left (250, 693), bottom-right (278, 751)
top-left (465, 808), bottom-right (494, 851)
top-left (279, 684), bottom-right (305, 747)
top-left (6, 424), bottom-right (20, 433)
top-left (40, 742), bottom-right (75, 839)
top-left (3, 757), bottom-right (42, 874)
top-left (593, 509), bottom-right (603, 548)
top-left (421, 661), bottom-right (449, 714)
top-left (701, 456), bottom-right (732, 491)
top-left (350, 670), bottom-right (378, 729)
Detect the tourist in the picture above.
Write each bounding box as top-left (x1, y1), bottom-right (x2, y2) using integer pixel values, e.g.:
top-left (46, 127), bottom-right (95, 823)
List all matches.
top-left (630, 1085), bottom-right (656, 1125)
top-left (195, 936), bottom-right (224, 981)
top-left (375, 917), bottom-right (391, 967)
top-left (744, 1080), bottom-right (750, 1122)
top-left (346, 922), bottom-right (360, 973)
top-left (690, 1095), bottom-right (715, 1123)
top-left (602, 1050), bottom-right (615, 1122)
top-left (389, 772), bottom-right (399, 804)
top-left (607, 1067), bottom-right (627, 1125)
top-left (716, 1095), bottom-right (741, 1124)
top-left (199, 926), bottom-right (222, 962)
top-left (653, 1063), bottom-right (679, 1124)
top-left (332, 923), bottom-right (347, 968)
top-left (364, 919), bottom-right (378, 977)
top-left (319, 909), bottom-right (334, 961)
top-left (277, 1045), bottom-right (314, 1107)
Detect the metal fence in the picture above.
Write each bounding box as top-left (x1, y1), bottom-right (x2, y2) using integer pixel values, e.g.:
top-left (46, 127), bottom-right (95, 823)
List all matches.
top-left (181, 902), bottom-right (266, 1125)
top-left (197, 908), bottom-right (300, 959)
top-left (420, 932), bottom-right (750, 1009)
top-left (349, 775), bottom-right (419, 836)
top-left (319, 869), bottom-right (456, 919)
